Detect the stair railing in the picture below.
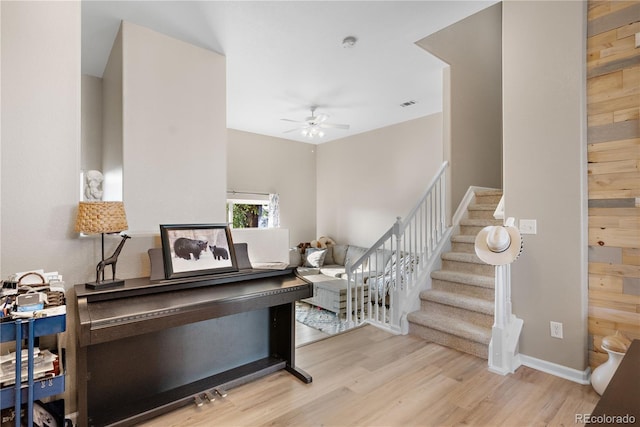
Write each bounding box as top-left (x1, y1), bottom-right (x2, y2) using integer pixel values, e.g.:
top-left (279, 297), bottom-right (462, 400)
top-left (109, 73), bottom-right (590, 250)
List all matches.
top-left (345, 161), bottom-right (449, 332)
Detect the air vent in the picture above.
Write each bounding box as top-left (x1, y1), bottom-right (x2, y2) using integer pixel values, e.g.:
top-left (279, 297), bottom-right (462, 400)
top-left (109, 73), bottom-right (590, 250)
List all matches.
top-left (400, 100), bottom-right (417, 107)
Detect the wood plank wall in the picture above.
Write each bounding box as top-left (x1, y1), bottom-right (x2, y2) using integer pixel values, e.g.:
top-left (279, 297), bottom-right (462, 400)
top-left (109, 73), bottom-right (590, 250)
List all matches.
top-left (587, 0), bottom-right (640, 368)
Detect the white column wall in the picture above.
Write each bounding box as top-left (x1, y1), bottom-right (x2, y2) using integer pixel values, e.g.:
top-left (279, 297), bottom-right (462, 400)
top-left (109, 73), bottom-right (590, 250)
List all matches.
top-left (503, 0), bottom-right (588, 372)
top-left (121, 22), bottom-right (227, 233)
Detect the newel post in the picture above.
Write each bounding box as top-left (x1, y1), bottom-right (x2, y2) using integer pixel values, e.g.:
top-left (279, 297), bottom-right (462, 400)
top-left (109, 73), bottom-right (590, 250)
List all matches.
top-left (488, 263), bottom-right (523, 375)
top-left (389, 216), bottom-right (403, 327)
top-left (475, 217), bottom-right (524, 375)
top-left (345, 259), bottom-right (355, 328)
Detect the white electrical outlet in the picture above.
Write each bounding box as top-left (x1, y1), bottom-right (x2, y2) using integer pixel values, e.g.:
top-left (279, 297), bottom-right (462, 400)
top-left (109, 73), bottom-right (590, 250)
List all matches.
top-left (550, 321), bottom-right (563, 339)
top-left (519, 219), bottom-right (537, 234)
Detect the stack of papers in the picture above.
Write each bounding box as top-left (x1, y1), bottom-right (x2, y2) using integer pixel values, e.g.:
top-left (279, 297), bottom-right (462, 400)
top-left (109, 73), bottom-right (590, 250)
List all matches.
top-left (0, 347), bottom-right (58, 386)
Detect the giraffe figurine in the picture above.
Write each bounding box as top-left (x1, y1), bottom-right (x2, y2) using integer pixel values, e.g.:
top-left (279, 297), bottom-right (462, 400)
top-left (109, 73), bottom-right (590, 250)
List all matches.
top-left (96, 234), bottom-right (131, 283)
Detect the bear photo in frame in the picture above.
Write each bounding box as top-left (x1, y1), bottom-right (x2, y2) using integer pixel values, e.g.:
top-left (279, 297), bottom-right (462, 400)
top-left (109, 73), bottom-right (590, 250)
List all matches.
top-left (160, 224), bottom-right (238, 279)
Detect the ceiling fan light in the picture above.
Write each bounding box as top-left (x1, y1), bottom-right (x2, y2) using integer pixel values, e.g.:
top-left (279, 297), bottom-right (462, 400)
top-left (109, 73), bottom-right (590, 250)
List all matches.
top-left (285, 107), bottom-right (348, 139)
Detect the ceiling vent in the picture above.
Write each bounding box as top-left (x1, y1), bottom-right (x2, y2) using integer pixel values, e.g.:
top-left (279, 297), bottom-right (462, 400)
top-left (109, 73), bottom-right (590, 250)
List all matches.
top-left (400, 100), bottom-right (417, 107)
top-left (342, 36), bottom-right (357, 48)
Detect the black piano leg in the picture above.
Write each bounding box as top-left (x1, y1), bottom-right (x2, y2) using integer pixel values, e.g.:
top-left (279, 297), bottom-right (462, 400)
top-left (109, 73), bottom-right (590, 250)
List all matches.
top-left (286, 365), bottom-right (312, 383)
top-left (271, 302), bottom-right (313, 384)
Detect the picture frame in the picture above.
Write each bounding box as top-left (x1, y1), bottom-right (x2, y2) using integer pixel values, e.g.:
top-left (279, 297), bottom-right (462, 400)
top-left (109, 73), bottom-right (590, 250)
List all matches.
top-left (160, 223), bottom-right (238, 280)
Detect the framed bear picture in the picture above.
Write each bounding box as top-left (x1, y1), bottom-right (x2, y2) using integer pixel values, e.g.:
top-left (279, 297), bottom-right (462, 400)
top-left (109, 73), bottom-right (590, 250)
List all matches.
top-left (160, 223), bottom-right (238, 279)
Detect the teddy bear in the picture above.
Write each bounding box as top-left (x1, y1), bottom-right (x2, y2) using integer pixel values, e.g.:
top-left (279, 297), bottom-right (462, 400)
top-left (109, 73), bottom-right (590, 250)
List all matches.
top-left (309, 236), bottom-right (336, 249)
top-left (297, 242), bottom-right (311, 253)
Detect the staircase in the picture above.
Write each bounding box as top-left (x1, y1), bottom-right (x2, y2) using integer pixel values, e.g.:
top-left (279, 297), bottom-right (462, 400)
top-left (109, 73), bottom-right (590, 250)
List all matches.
top-left (407, 189), bottom-right (503, 359)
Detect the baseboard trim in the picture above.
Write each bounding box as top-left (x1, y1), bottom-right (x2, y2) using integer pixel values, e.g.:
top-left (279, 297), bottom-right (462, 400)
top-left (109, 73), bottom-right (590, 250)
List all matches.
top-left (518, 353), bottom-right (591, 385)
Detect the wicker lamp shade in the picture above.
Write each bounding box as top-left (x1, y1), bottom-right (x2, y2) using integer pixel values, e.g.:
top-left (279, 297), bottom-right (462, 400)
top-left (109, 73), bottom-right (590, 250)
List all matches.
top-left (75, 201), bottom-right (128, 234)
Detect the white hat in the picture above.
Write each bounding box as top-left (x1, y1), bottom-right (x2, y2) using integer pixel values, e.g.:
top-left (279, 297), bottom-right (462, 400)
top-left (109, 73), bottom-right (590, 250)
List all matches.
top-left (474, 224), bottom-right (523, 266)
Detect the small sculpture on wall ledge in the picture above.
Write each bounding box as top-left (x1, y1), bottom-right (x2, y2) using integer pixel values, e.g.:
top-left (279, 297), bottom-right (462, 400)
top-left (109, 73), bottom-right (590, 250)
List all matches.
top-left (84, 170), bottom-right (104, 201)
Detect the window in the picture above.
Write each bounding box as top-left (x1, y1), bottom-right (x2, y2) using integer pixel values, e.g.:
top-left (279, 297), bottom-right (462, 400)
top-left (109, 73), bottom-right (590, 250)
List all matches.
top-left (227, 201), bottom-right (269, 228)
top-left (226, 192), bottom-right (279, 229)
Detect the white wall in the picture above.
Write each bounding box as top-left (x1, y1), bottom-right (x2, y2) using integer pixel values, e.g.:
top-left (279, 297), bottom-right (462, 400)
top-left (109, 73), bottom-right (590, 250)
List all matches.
top-left (81, 75), bottom-right (103, 172)
top-left (122, 21), bottom-right (227, 232)
top-left (101, 26), bottom-right (123, 201)
top-left (416, 3), bottom-right (503, 209)
top-left (227, 129), bottom-right (317, 247)
top-left (316, 114), bottom-right (443, 247)
top-left (1, 2), bottom-right (3, 276)
top-left (503, 1), bottom-right (588, 372)
top-left (1, 0), bottom-right (84, 412)
top-left (88, 21), bottom-right (229, 281)
top-left (1, 1), bottom-right (88, 285)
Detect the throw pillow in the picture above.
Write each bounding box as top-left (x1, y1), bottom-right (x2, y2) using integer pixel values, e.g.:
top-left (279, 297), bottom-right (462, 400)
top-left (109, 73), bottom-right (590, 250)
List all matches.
top-left (304, 248), bottom-right (327, 268)
top-left (323, 245), bottom-right (335, 265)
top-left (345, 246), bottom-right (369, 269)
top-left (332, 245), bottom-right (348, 265)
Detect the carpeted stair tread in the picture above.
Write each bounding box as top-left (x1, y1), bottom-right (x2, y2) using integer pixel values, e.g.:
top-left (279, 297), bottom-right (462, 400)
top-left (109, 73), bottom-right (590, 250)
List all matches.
top-left (441, 251), bottom-right (485, 264)
top-left (467, 203), bottom-right (500, 220)
top-left (451, 235), bottom-right (476, 244)
top-left (407, 311), bottom-right (491, 345)
top-left (460, 218), bottom-right (503, 227)
top-left (468, 203), bottom-right (497, 211)
top-left (407, 187), bottom-right (502, 359)
top-left (419, 289), bottom-right (494, 315)
top-left (474, 189), bottom-right (503, 197)
top-left (431, 270), bottom-right (494, 289)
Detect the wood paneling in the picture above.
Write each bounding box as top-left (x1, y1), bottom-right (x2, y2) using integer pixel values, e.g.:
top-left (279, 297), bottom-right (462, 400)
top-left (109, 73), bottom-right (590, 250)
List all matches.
top-left (588, 120), bottom-right (639, 143)
top-left (587, 0), bottom-right (640, 369)
top-left (589, 273), bottom-right (624, 293)
top-left (589, 261), bottom-right (640, 279)
top-left (623, 248), bottom-right (640, 265)
top-left (588, 158), bottom-right (639, 175)
top-left (587, 2), bottom-right (640, 36)
top-left (588, 138), bottom-right (640, 162)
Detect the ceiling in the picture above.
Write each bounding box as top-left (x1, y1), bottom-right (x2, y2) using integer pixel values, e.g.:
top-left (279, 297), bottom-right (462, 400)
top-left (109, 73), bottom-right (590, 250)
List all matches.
top-left (82, 1), bottom-right (496, 144)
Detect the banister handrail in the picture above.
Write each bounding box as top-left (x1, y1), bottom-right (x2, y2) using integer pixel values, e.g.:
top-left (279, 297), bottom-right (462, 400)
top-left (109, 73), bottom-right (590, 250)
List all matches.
top-left (346, 161), bottom-right (450, 331)
top-left (346, 226), bottom-right (394, 272)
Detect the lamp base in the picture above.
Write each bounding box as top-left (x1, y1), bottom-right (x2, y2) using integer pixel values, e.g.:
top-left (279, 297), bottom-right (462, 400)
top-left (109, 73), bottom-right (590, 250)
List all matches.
top-left (85, 278), bottom-right (125, 290)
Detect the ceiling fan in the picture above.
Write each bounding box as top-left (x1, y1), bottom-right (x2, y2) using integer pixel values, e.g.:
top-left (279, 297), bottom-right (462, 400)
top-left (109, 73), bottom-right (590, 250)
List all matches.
top-left (281, 106), bottom-right (350, 138)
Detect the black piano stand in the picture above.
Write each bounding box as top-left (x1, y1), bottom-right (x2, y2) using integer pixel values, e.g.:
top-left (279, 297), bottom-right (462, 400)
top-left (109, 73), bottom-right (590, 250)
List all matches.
top-left (75, 270), bottom-right (312, 427)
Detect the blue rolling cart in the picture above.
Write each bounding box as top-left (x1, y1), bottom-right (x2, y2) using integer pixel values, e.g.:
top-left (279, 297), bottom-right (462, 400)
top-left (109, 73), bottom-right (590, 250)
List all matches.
top-left (0, 314), bottom-right (66, 427)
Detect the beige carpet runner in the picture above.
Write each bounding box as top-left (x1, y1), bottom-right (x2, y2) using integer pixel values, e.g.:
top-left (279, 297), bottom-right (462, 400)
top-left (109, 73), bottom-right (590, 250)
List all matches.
top-left (407, 189), bottom-right (502, 359)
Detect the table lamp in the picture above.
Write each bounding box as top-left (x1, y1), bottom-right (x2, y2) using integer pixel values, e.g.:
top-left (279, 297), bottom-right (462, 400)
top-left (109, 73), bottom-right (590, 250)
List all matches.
top-left (75, 201), bottom-right (129, 289)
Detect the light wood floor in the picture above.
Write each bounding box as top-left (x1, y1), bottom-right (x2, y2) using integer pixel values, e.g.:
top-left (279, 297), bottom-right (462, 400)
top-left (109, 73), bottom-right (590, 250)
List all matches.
top-left (296, 320), bottom-right (331, 346)
top-left (139, 325), bottom-right (599, 426)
